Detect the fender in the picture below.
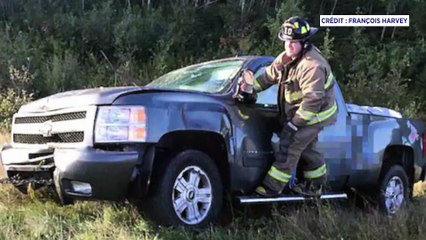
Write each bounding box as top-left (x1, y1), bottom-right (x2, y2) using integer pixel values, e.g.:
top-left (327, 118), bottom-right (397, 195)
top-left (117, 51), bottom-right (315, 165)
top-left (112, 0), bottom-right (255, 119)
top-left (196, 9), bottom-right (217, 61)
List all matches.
top-left (113, 91), bottom-right (233, 149)
top-left (347, 116), bottom-right (422, 186)
top-left (113, 91), bottom-right (235, 185)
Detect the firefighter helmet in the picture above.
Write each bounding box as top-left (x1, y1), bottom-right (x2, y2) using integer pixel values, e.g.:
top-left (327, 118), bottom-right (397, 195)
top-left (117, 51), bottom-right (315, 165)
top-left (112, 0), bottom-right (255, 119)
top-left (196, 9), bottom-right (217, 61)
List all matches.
top-left (278, 16), bottom-right (318, 42)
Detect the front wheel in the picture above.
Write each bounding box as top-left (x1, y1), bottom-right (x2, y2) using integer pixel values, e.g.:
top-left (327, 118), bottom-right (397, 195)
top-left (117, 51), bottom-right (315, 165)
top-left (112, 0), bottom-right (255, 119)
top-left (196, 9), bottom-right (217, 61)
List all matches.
top-left (143, 150), bottom-right (223, 227)
top-left (378, 165), bottom-right (409, 215)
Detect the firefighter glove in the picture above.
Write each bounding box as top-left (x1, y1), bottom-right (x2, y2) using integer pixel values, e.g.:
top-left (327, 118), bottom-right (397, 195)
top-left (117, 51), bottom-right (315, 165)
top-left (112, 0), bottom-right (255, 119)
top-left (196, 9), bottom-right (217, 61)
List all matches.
top-left (239, 70), bottom-right (254, 94)
top-left (284, 121), bottom-right (298, 135)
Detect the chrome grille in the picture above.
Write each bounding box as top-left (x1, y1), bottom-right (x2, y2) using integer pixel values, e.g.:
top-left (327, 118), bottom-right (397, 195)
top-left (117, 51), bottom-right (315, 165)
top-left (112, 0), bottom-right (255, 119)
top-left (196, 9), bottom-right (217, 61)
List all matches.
top-left (14, 116), bottom-right (49, 124)
top-left (12, 106), bottom-right (96, 147)
top-left (57, 132), bottom-right (84, 143)
top-left (13, 132), bottom-right (84, 144)
top-left (14, 111), bottom-right (86, 124)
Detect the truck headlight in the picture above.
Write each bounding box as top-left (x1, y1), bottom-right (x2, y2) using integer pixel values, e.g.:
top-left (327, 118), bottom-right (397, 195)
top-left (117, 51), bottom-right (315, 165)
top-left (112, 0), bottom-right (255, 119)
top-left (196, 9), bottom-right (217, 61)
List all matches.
top-left (95, 106), bottom-right (147, 143)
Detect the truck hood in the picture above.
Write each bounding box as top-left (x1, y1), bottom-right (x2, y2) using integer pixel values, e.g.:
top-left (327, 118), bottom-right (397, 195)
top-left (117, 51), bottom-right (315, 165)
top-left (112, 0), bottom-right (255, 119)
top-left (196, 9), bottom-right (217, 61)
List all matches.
top-left (19, 86), bottom-right (143, 113)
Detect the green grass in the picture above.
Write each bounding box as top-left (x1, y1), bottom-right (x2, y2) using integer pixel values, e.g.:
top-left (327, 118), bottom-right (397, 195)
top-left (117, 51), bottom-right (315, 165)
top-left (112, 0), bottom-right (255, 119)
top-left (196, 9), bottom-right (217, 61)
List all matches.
top-left (1, 184), bottom-right (426, 240)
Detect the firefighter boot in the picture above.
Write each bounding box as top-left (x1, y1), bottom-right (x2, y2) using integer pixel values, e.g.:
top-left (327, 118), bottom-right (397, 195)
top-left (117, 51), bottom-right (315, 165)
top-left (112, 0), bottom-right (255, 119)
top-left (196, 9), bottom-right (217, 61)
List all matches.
top-left (255, 184), bottom-right (281, 197)
top-left (291, 177), bottom-right (325, 197)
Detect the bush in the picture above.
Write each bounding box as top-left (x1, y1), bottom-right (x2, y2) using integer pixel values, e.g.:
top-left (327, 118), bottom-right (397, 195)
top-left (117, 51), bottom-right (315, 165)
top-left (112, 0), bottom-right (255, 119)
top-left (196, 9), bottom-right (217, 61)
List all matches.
top-left (0, 65), bottom-right (34, 131)
top-left (0, 89), bottom-right (33, 131)
top-left (0, 0), bottom-right (425, 121)
top-left (340, 28), bottom-right (421, 118)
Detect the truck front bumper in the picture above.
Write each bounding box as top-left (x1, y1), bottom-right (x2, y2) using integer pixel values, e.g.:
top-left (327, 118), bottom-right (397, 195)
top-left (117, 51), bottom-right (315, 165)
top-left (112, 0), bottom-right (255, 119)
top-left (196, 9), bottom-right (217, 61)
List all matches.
top-left (1, 145), bottom-right (155, 201)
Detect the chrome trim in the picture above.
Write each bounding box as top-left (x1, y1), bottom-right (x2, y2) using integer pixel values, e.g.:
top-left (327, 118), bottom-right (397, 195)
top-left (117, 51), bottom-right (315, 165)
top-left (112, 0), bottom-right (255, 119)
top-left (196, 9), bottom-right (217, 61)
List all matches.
top-left (5, 163), bottom-right (55, 172)
top-left (238, 193), bottom-right (348, 204)
top-left (5, 154), bottom-right (54, 164)
top-left (11, 106), bottom-right (97, 148)
top-left (172, 166), bottom-right (213, 225)
top-left (384, 176), bottom-right (405, 214)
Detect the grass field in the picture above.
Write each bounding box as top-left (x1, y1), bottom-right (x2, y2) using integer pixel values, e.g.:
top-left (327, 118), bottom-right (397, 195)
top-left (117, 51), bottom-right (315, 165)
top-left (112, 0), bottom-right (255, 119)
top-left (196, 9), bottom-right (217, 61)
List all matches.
top-left (0, 181), bottom-right (425, 240)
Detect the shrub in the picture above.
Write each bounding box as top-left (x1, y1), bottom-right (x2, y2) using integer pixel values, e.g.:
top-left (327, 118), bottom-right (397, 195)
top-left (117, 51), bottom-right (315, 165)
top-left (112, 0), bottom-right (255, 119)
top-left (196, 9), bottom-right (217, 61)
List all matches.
top-left (0, 65), bottom-right (34, 131)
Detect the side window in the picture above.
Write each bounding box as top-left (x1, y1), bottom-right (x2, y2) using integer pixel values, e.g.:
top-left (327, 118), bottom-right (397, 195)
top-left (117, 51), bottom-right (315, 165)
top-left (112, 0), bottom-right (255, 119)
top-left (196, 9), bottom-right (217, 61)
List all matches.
top-left (254, 66), bottom-right (278, 106)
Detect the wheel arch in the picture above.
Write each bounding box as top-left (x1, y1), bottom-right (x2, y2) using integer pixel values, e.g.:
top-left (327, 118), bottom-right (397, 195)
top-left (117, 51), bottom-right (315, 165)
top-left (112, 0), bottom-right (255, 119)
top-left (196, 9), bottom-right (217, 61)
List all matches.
top-left (151, 130), bottom-right (231, 192)
top-left (380, 145), bottom-right (414, 188)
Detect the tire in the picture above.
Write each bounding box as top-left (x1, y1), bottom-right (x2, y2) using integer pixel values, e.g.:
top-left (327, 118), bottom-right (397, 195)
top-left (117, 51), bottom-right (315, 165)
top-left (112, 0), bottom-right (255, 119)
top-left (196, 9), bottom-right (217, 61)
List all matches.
top-left (377, 165), bottom-right (409, 215)
top-left (143, 150), bottom-right (223, 227)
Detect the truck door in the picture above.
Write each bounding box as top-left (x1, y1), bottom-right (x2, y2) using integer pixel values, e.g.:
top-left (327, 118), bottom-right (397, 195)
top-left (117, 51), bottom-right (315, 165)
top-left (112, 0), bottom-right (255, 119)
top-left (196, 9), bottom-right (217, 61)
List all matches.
top-left (231, 61), bottom-right (281, 192)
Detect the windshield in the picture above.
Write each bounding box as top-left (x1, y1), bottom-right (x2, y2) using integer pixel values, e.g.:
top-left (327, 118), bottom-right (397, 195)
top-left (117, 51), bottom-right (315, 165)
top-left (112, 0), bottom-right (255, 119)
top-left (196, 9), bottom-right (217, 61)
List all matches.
top-left (146, 59), bottom-right (244, 93)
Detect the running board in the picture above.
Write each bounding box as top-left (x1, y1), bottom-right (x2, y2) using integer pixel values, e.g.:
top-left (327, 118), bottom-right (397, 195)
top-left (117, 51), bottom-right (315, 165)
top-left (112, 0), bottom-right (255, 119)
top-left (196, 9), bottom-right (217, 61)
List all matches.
top-left (238, 193), bottom-right (348, 204)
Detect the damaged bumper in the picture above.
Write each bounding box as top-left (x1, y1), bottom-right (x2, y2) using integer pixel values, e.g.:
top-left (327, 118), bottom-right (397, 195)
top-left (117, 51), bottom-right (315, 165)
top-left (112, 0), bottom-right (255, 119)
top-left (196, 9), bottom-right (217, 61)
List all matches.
top-left (1, 145), bottom-right (155, 200)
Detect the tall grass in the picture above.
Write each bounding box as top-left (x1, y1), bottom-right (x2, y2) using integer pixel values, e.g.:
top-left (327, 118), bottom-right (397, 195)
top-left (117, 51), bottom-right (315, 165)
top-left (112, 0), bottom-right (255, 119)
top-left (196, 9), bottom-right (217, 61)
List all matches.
top-left (0, 183), bottom-right (426, 240)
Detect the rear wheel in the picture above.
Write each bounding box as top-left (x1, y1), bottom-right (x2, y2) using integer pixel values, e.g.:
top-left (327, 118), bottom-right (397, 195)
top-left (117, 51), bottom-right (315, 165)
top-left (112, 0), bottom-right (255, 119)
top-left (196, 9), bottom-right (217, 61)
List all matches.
top-left (143, 150), bottom-right (223, 227)
top-left (378, 165), bottom-right (409, 214)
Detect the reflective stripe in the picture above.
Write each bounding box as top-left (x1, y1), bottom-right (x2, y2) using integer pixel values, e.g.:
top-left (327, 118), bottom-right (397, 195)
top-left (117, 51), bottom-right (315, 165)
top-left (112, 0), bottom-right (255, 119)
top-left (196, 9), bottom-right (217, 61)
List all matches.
top-left (325, 72), bottom-right (334, 90)
top-left (297, 107), bottom-right (317, 120)
top-left (268, 166), bottom-right (291, 183)
top-left (285, 91), bottom-right (303, 103)
top-left (237, 109), bottom-right (250, 120)
top-left (297, 101), bottom-right (338, 125)
top-left (306, 102), bottom-right (337, 125)
top-left (256, 186), bottom-right (266, 194)
top-left (284, 72), bottom-right (333, 104)
top-left (301, 26), bottom-right (307, 34)
top-left (304, 164), bottom-right (327, 179)
top-left (254, 79), bottom-right (263, 91)
top-left (294, 22), bottom-right (299, 29)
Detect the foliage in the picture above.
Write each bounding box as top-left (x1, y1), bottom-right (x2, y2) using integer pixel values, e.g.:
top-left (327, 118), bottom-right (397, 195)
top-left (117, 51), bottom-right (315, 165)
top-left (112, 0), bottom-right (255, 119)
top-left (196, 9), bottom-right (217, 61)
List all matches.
top-left (0, 65), bottom-right (33, 131)
top-left (0, 0), bottom-right (425, 123)
top-left (341, 28), bottom-right (422, 118)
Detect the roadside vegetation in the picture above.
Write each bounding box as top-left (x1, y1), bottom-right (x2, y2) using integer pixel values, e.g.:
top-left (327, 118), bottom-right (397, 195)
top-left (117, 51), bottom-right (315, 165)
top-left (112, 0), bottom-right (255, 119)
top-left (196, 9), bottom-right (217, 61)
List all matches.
top-left (1, 0), bottom-right (426, 239)
top-left (1, 0), bottom-right (426, 128)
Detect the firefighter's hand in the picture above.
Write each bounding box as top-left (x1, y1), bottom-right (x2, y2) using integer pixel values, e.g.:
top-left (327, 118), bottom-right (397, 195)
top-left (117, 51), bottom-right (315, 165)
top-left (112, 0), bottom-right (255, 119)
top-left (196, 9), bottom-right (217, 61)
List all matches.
top-left (284, 121), bottom-right (298, 134)
top-left (280, 121), bottom-right (298, 142)
top-left (239, 70), bottom-right (254, 94)
top-left (233, 70), bottom-right (257, 103)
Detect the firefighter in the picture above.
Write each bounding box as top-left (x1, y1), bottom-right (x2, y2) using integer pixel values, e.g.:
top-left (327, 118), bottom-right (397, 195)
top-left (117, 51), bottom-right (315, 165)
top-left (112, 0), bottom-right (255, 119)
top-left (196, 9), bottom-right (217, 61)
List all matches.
top-left (238, 16), bottom-right (338, 197)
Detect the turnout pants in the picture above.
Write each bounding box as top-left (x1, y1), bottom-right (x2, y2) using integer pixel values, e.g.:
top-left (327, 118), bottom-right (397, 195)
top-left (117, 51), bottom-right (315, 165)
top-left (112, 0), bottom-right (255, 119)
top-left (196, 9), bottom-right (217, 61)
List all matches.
top-left (263, 124), bottom-right (327, 192)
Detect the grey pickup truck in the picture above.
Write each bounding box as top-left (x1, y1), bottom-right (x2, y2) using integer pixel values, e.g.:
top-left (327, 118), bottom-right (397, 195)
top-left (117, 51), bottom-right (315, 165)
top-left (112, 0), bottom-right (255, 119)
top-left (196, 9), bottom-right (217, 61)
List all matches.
top-left (1, 56), bottom-right (425, 227)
